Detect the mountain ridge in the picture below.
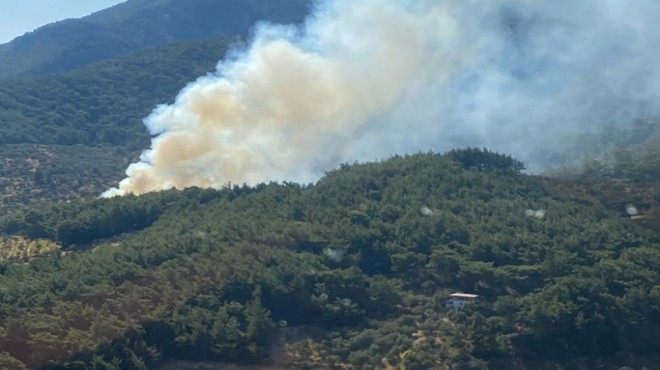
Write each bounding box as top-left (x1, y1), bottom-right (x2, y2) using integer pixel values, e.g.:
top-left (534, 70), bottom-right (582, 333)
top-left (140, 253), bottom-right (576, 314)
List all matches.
top-left (0, 0), bottom-right (310, 79)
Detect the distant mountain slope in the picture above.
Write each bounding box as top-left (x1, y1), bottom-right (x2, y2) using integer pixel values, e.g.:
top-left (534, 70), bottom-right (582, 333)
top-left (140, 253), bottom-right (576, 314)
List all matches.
top-left (0, 37), bottom-right (231, 211)
top-left (0, 0), bottom-right (310, 79)
top-left (0, 143), bottom-right (132, 210)
top-left (0, 36), bottom-right (230, 148)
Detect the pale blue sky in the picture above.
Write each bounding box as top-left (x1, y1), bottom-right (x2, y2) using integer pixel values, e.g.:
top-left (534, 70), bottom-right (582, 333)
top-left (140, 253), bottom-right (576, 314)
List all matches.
top-left (0, 0), bottom-right (126, 43)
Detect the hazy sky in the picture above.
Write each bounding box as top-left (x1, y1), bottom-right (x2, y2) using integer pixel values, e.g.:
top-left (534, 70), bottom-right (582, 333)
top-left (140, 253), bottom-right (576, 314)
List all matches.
top-left (0, 0), bottom-right (126, 43)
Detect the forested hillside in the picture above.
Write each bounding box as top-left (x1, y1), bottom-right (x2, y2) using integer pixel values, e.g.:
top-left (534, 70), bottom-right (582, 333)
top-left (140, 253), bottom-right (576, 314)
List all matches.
top-left (0, 37), bottom-right (231, 212)
top-left (0, 0), bottom-right (310, 213)
top-left (0, 150), bottom-right (658, 369)
top-left (0, 0), bottom-right (310, 79)
top-left (547, 120), bottom-right (660, 231)
top-left (0, 37), bottom-right (231, 147)
top-left (0, 1), bottom-right (659, 369)
top-left (548, 119), bottom-right (660, 183)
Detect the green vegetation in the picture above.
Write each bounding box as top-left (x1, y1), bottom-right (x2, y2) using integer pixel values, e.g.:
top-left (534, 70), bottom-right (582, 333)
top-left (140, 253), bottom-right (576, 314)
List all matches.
top-left (0, 0), bottom-right (311, 213)
top-left (2, 1), bottom-right (656, 368)
top-left (0, 150), bottom-right (657, 369)
top-left (547, 119), bottom-right (660, 232)
top-left (549, 119), bottom-right (660, 184)
top-left (0, 37), bottom-right (232, 211)
top-left (0, 236), bottom-right (59, 262)
top-left (0, 37), bottom-right (231, 148)
top-left (0, 0), bottom-right (309, 80)
top-left (0, 144), bottom-right (133, 215)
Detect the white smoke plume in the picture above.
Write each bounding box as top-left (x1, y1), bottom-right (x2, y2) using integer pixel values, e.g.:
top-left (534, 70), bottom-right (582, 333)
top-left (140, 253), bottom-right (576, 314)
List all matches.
top-left (104, 0), bottom-right (660, 196)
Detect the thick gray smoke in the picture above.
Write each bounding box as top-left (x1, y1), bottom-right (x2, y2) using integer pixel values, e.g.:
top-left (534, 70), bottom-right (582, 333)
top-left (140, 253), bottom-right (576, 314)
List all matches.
top-left (104, 0), bottom-right (660, 196)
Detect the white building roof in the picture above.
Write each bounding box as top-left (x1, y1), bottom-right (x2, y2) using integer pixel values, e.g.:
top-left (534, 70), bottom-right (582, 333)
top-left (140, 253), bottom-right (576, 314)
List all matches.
top-left (449, 293), bottom-right (479, 299)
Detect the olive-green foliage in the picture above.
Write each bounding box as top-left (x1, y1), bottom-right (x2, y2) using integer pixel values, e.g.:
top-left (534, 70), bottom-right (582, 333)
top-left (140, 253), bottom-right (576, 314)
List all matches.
top-left (0, 150), bottom-right (658, 369)
top-left (0, 236), bottom-right (59, 262)
top-left (0, 144), bottom-right (131, 215)
top-left (0, 37), bottom-right (230, 212)
top-left (0, 37), bottom-right (231, 149)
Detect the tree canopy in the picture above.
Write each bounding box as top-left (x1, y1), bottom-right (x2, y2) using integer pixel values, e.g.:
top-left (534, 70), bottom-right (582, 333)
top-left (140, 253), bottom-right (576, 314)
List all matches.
top-left (0, 150), bottom-right (657, 369)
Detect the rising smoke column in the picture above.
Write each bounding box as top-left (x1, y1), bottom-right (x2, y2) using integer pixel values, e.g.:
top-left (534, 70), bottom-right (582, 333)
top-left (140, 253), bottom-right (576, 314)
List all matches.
top-left (104, 0), bottom-right (660, 196)
top-left (104, 0), bottom-right (475, 196)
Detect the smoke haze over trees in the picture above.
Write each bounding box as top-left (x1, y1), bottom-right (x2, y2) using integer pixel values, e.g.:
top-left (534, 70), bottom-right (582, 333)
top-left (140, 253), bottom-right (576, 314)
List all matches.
top-left (0, 1), bottom-right (659, 369)
top-left (104, 0), bottom-right (660, 196)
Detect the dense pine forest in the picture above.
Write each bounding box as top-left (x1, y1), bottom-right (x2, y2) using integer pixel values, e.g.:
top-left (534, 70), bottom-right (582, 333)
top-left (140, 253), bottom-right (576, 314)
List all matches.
top-left (0, 150), bottom-right (658, 369)
top-left (1, 0), bottom-right (660, 369)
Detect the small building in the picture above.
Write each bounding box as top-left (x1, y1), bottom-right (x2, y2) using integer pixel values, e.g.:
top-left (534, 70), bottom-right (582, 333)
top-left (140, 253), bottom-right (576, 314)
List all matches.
top-left (445, 293), bottom-right (479, 308)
